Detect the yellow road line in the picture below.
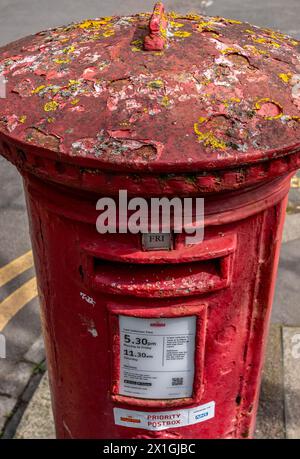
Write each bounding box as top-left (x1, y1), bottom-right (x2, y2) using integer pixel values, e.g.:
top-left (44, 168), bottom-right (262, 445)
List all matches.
top-left (0, 250), bottom-right (34, 288)
top-left (0, 277), bottom-right (37, 331)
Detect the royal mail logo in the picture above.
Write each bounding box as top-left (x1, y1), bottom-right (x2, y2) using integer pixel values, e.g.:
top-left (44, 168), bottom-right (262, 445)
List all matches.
top-left (120, 416), bottom-right (141, 424)
top-left (150, 321), bottom-right (166, 327)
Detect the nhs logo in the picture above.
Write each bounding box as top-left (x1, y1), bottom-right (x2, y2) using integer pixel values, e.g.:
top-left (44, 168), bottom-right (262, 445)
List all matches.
top-left (195, 412), bottom-right (209, 420)
top-left (190, 401), bottom-right (215, 425)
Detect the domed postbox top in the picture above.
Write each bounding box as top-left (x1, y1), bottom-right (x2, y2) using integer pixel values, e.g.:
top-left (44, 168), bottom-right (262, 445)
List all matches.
top-left (1, 2), bottom-right (300, 174)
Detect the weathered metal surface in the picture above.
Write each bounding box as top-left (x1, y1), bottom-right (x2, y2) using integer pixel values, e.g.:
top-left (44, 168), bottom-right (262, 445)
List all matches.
top-left (24, 170), bottom-right (290, 438)
top-left (0, 3), bottom-right (300, 174)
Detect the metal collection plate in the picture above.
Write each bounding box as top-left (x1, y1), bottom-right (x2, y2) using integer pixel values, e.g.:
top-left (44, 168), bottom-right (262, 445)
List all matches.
top-left (142, 233), bottom-right (173, 251)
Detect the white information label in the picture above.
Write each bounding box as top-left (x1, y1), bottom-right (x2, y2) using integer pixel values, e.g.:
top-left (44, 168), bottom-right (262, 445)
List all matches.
top-left (114, 401), bottom-right (215, 431)
top-left (119, 315), bottom-right (196, 399)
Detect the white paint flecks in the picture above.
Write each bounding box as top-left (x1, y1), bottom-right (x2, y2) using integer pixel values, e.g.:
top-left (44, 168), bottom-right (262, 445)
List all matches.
top-left (80, 292), bottom-right (96, 306)
top-left (88, 327), bottom-right (98, 338)
top-left (79, 314), bottom-right (99, 338)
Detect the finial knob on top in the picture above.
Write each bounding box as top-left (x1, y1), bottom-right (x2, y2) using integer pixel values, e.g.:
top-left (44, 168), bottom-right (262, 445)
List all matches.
top-left (144, 2), bottom-right (168, 51)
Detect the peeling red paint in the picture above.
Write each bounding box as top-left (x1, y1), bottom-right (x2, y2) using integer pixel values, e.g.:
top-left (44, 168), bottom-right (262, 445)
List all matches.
top-left (0, 6), bottom-right (300, 174)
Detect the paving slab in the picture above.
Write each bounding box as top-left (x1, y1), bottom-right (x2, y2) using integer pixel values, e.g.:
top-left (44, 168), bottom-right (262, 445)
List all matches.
top-left (0, 360), bottom-right (34, 399)
top-left (283, 327), bottom-right (300, 439)
top-left (272, 239), bottom-right (300, 326)
top-left (255, 325), bottom-right (285, 439)
top-left (2, 297), bottom-right (41, 362)
top-left (24, 335), bottom-right (45, 365)
top-left (287, 171), bottom-right (300, 215)
top-left (15, 373), bottom-right (55, 439)
top-left (282, 214), bottom-right (300, 244)
top-left (0, 396), bottom-right (17, 434)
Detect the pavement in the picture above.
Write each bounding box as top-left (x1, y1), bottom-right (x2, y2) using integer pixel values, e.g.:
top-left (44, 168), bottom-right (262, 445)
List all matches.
top-left (0, 0), bottom-right (300, 440)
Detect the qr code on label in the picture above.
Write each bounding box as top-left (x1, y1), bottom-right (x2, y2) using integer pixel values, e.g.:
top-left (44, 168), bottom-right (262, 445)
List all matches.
top-left (172, 377), bottom-right (184, 386)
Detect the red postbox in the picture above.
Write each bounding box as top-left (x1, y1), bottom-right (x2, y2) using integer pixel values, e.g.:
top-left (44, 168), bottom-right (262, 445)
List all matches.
top-left (1, 2), bottom-right (300, 439)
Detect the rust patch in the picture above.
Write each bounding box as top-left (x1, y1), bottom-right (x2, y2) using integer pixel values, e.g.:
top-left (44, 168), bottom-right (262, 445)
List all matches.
top-left (109, 78), bottom-right (131, 90)
top-left (226, 53), bottom-right (253, 68)
top-left (12, 79), bottom-right (35, 97)
top-left (26, 127), bottom-right (61, 151)
top-left (205, 115), bottom-right (233, 131)
top-left (125, 144), bottom-right (157, 161)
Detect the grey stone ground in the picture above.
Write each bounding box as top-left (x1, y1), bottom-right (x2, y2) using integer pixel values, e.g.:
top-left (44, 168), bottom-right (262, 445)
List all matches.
top-left (0, 0), bottom-right (300, 440)
top-left (255, 325), bottom-right (285, 439)
top-left (283, 328), bottom-right (300, 439)
top-left (15, 373), bottom-right (55, 440)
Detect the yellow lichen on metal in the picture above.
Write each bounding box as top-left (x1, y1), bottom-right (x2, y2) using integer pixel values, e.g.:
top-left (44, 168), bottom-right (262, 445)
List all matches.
top-left (62, 45), bottom-right (76, 54)
top-left (255, 98), bottom-right (277, 109)
top-left (169, 21), bottom-right (184, 28)
top-left (159, 25), bottom-right (168, 39)
top-left (168, 11), bottom-right (181, 19)
top-left (148, 79), bottom-right (164, 89)
top-left (223, 97), bottom-right (241, 107)
top-left (252, 37), bottom-right (281, 48)
top-left (54, 58), bottom-right (71, 64)
top-left (161, 95), bottom-right (170, 107)
top-left (279, 73), bottom-right (292, 83)
top-left (103, 29), bottom-right (115, 38)
top-left (173, 31), bottom-right (192, 38)
top-left (77, 18), bottom-right (112, 29)
top-left (44, 101), bottom-right (59, 112)
top-left (131, 39), bottom-right (143, 46)
top-left (196, 20), bottom-right (218, 32)
top-left (265, 114), bottom-right (283, 120)
top-left (255, 98), bottom-right (283, 120)
top-left (225, 18), bottom-right (243, 24)
top-left (32, 85), bottom-right (46, 94)
top-left (194, 120), bottom-right (227, 150)
top-left (243, 45), bottom-right (268, 55)
top-left (131, 39), bottom-right (143, 52)
top-left (262, 28), bottom-right (298, 46)
top-left (153, 2), bottom-right (164, 14)
top-left (221, 47), bottom-right (241, 55)
top-left (185, 13), bottom-right (203, 21)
